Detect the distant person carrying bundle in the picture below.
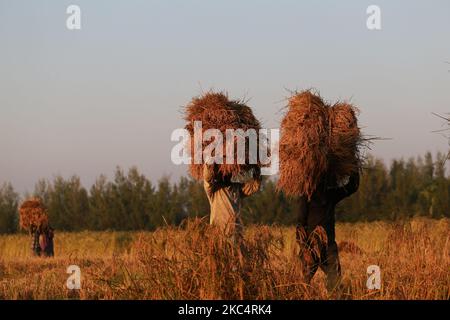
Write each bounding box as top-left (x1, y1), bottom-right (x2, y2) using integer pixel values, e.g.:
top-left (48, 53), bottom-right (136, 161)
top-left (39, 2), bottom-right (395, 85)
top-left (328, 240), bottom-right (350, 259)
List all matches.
top-left (20, 197), bottom-right (55, 257)
top-left (278, 90), bottom-right (366, 293)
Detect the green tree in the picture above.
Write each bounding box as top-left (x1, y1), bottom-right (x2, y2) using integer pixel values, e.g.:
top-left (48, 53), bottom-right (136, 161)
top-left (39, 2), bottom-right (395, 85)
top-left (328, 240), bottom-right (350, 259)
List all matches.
top-left (43, 175), bottom-right (89, 231)
top-left (89, 174), bottom-right (113, 230)
top-left (149, 176), bottom-right (174, 229)
top-left (338, 155), bottom-right (389, 221)
top-left (0, 183), bottom-right (19, 234)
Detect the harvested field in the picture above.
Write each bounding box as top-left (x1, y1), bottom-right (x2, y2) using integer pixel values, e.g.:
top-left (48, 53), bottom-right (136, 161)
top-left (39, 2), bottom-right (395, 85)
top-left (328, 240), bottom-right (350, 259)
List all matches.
top-left (0, 218), bottom-right (448, 300)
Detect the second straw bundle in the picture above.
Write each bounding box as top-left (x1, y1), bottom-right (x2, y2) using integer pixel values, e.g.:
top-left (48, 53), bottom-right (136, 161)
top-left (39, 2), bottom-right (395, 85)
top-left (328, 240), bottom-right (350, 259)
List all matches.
top-left (277, 90), bottom-right (362, 199)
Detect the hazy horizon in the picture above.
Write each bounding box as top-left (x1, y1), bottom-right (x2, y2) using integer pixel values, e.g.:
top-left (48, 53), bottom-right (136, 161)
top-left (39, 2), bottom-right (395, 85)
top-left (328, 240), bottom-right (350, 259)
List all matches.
top-left (1, 0), bottom-right (449, 194)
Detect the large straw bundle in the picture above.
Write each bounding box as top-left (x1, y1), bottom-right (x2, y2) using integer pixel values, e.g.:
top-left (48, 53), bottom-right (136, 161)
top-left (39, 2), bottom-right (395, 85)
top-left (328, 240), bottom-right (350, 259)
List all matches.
top-left (19, 197), bottom-right (49, 232)
top-left (277, 90), bottom-right (362, 199)
top-left (184, 92), bottom-right (262, 180)
top-left (328, 102), bottom-right (361, 180)
top-left (278, 91), bottom-right (330, 198)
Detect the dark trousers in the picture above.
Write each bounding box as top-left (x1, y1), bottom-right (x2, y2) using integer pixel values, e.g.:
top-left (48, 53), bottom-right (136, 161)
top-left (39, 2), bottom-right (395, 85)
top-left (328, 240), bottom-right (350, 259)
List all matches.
top-left (296, 219), bottom-right (342, 292)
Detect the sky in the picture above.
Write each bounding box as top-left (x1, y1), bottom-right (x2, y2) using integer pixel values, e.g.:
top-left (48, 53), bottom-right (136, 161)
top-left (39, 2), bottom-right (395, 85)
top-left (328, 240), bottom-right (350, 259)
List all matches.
top-left (0, 0), bottom-right (449, 193)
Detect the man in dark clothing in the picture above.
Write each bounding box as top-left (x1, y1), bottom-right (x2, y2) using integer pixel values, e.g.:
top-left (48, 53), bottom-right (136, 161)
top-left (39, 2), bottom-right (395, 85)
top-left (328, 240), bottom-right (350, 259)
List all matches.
top-left (296, 172), bottom-right (359, 292)
top-left (31, 225), bottom-right (55, 257)
top-left (31, 226), bottom-right (41, 256)
top-left (44, 227), bottom-right (55, 257)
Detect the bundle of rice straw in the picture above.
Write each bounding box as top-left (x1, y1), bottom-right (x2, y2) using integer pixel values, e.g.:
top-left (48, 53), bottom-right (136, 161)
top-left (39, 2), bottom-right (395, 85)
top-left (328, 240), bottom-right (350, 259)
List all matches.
top-left (19, 197), bottom-right (49, 232)
top-left (184, 91), bottom-right (262, 180)
top-left (328, 102), bottom-right (361, 180)
top-left (277, 90), bottom-right (362, 199)
top-left (278, 91), bottom-right (330, 199)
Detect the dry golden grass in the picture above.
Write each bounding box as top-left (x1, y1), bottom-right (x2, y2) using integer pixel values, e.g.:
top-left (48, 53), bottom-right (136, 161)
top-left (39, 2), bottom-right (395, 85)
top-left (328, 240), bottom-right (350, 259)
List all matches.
top-left (0, 218), bottom-right (448, 300)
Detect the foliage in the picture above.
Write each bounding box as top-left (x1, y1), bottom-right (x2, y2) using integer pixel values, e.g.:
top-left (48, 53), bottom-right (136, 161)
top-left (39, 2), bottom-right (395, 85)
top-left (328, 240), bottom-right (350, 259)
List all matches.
top-left (0, 152), bottom-right (448, 233)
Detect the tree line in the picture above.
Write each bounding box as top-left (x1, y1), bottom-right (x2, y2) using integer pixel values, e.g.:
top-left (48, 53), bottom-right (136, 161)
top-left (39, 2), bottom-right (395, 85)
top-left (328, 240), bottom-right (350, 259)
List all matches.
top-left (0, 151), bottom-right (448, 233)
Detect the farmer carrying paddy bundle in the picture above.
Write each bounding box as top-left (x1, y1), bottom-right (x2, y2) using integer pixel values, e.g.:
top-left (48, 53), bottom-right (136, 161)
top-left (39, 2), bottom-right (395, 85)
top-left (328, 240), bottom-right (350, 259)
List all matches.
top-left (203, 163), bottom-right (261, 239)
top-left (296, 172), bottom-right (359, 291)
top-left (20, 197), bottom-right (55, 257)
top-left (278, 90), bottom-right (365, 292)
top-left (184, 92), bottom-right (263, 239)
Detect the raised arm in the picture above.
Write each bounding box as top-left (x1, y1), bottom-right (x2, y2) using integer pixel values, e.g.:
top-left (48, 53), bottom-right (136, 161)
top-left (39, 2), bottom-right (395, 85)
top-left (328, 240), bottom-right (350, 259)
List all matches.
top-left (203, 164), bottom-right (217, 200)
top-left (332, 171), bottom-right (360, 204)
top-left (240, 168), bottom-right (262, 197)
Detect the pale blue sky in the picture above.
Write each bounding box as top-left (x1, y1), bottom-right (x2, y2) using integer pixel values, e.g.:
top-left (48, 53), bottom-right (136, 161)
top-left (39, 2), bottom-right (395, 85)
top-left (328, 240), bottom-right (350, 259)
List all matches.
top-left (1, 0), bottom-right (449, 193)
